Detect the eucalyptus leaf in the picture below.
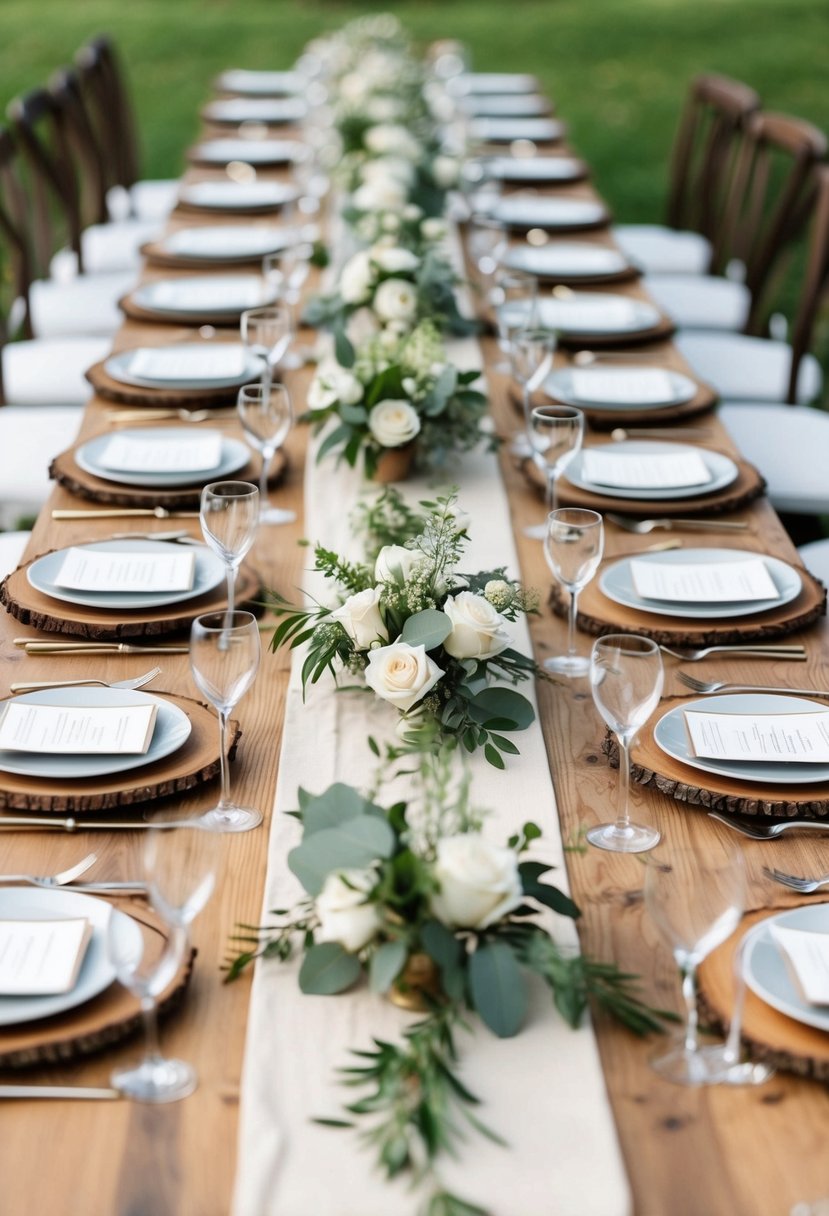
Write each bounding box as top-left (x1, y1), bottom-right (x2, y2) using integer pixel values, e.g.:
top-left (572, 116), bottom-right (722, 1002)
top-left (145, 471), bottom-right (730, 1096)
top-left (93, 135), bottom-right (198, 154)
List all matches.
top-left (334, 325), bottom-right (355, 368)
top-left (302, 784), bottom-right (375, 835)
top-left (468, 688), bottom-right (535, 732)
top-left (288, 815), bottom-right (395, 895)
top-left (369, 940), bottom-right (408, 993)
top-left (400, 609), bottom-right (452, 651)
top-left (469, 942), bottom-right (528, 1038)
top-left (299, 942), bottom-right (362, 995)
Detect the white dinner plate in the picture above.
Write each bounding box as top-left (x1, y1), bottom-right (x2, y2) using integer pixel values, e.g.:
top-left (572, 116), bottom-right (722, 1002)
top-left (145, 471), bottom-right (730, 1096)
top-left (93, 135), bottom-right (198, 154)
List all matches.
top-left (105, 343), bottom-right (261, 390)
top-left (654, 693), bottom-right (829, 787)
top-left (744, 906), bottom-right (829, 1031)
top-left (189, 139), bottom-right (301, 166)
top-left (177, 180), bottom-right (299, 212)
top-left (28, 539), bottom-right (226, 611)
top-left (599, 548), bottom-right (802, 620)
top-left (488, 156), bottom-right (586, 184)
top-left (544, 367), bottom-right (697, 410)
top-left (500, 292), bottom-right (660, 337)
top-left (129, 275), bottom-right (277, 320)
top-left (463, 94), bottom-right (551, 118)
top-left (0, 889), bottom-right (143, 1027)
top-left (493, 196), bottom-right (607, 231)
top-left (505, 242), bottom-right (629, 278)
top-left (564, 440), bottom-right (736, 499)
top-left (202, 98), bottom-right (306, 124)
top-left (215, 69), bottom-right (303, 96)
top-left (454, 72), bottom-right (539, 95)
top-left (470, 117), bottom-right (564, 143)
top-left (159, 225), bottom-right (294, 262)
top-left (76, 429), bottom-right (249, 488)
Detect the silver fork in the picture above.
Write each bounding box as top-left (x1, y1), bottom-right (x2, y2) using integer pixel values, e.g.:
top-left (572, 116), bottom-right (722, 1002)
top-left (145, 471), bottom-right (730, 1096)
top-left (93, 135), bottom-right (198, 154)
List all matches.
top-left (762, 866), bottom-right (829, 893)
top-left (708, 811), bottom-right (829, 839)
top-left (0, 853), bottom-right (97, 887)
top-left (660, 644), bottom-right (807, 661)
top-left (607, 512), bottom-right (749, 533)
top-left (10, 666), bottom-right (161, 694)
top-left (676, 672), bottom-right (829, 699)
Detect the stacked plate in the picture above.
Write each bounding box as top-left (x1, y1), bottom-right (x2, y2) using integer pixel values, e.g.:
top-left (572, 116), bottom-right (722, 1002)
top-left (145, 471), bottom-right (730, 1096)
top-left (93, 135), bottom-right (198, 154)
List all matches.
top-left (202, 98), bottom-right (307, 125)
top-left (127, 275), bottom-right (277, 322)
top-left (75, 428), bottom-right (250, 489)
top-left (453, 72), bottom-right (539, 95)
top-left (493, 195), bottom-right (608, 232)
top-left (500, 292), bottom-right (659, 339)
top-left (105, 342), bottom-right (260, 392)
top-left (178, 181), bottom-right (299, 213)
top-left (470, 117), bottom-right (564, 144)
top-left (544, 367), bottom-right (697, 412)
top-left (152, 225), bottom-right (295, 264)
top-left (188, 139), bottom-right (301, 167)
top-left (214, 69), bottom-right (304, 96)
top-left (462, 94), bottom-right (552, 118)
top-left (487, 156), bottom-right (587, 184)
top-left (505, 242), bottom-right (631, 281)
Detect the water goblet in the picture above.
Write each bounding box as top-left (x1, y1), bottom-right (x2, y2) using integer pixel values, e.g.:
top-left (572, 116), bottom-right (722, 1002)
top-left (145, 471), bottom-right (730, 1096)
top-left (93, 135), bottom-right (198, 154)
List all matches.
top-left (241, 304), bottom-right (291, 392)
top-left (108, 821), bottom-right (220, 1102)
top-left (543, 508), bottom-right (603, 677)
top-left (529, 404), bottom-right (584, 515)
top-left (468, 212), bottom-right (507, 291)
top-left (587, 633), bottom-right (664, 853)
top-left (199, 480), bottom-right (259, 620)
top-left (263, 242), bottom-right (314, 368)
top-left (236, 382), bottom-right (295, 526)
top-left (645, 841), bottom-right (746, 1085)
top-left (190, 610), bottom-right (262, 832)
top-left (509, 324), bottom-right (556, 465)
top-left (492, 268), bottom-right (538, 373)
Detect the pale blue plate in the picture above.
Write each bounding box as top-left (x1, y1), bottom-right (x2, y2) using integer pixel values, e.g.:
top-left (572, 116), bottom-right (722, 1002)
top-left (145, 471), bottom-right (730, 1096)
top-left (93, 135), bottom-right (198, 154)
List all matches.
top-left (565, 439), bottom-right (737, 499)
top-left (76, 429), bottom-right (249, 488)
top-left (744, 905), bottom-right (829, 1032)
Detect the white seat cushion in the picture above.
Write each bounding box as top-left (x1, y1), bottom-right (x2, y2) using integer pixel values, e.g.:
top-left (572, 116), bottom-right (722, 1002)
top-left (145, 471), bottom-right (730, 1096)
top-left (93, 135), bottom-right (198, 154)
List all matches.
top-left (29, 271), bottom-right (136, 339)
top-left (798, 538), bottom-right (829, 586)
top-left (613, 224), bottom-right (712, 275)
top-left (50, 219), bottom-right (162, 278)
top-left (719, 403), bottom-right (829, 514)
top-left (644, 274), bottom-right (750, 331)
top-left (676, 331), bottom-right (822, 405)
top-left (0, 529), bottom-right (30, 577)
top-left (3, 336), bottom-right (110, 406)
top-left (107, 179), bottom-right (179, 223)
top-left (0, 406), bottom-right (83, 526)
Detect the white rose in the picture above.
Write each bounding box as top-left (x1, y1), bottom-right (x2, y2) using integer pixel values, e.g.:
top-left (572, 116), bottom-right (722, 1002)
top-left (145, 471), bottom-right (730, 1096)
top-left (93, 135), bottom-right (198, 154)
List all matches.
top-left (307, 359), bottom-right (364, 411)
top-left (368, 398), bottom-right (421, 448)
top-left (331, 368), bottom-right (363, 406)
top-left (339, 250), bottom-right (374, 304)
top-left (442, 591), bottom-right (511, 659)
top-left (307, 370), bottom-right (339, 411)
top-left (361, 157), bottom-right (414, 186)
top-left (345, 306), bottom-right (380, 347)
top-left (373, 278), bottom-right (418, 323)
top-left (352, 177), bottom-right (408, 212)
top-left (365, 96), bottom-right (403, 123)
top-left (364, 124), bottom-right (422, 161)
top-left (402, 203), bottom-right (423, 221)
top-left (371, 246), bottom-right (420, 274)
top-left (374, 544), bottom-right (427, 584)
top-left (315, 868), bottom-right (381, 953)
top-left (421, 217), bottom-right (447, 242)
top-left (364, 641), bottom-right (444, 712)
top-left (338, 72), bottom-right (370, 102)
top-left (431, 835), bottom-right (523, 929)
top-left (432, 155), bottom-right (459, 188)
top-left (330, 586), bottom-right (388, 650)
top-left (381, 213), bottom-right (401, 232)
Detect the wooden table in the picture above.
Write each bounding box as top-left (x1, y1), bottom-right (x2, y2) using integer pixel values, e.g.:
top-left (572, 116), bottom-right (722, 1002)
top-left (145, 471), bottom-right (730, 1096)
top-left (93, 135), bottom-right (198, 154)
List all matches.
top-left (1, 85), bottom-right (829, 1216)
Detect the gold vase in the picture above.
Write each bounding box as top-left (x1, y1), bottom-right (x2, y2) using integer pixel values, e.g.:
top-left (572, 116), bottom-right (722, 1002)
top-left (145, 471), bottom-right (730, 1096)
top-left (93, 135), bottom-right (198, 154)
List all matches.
top-left (372, 442), bottom-right (416, 484)
top-left (388, 952), bottom-right (443, 1011)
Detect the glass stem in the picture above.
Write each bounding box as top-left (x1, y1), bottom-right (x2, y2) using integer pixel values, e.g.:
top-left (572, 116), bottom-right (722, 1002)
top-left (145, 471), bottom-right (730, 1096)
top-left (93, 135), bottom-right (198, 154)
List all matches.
top-left (140, 995), bottom-right (162, 1066)
top-left (681, 963), bottom-right (699, 1054)
top-left (225, 566), bottom-right (237, 621)
top-left (216, 708), bottom-right (232, 811)
top-left (566, 585), bottom-right (579, 658)
top-left (259, 446), bottom-right (274, 507)
top-left (546, 468), bottom-right (559, 512)
top-left (522, 384), bottom-right (532, 438)
top-left (616, 736), bottom-right (632, 832)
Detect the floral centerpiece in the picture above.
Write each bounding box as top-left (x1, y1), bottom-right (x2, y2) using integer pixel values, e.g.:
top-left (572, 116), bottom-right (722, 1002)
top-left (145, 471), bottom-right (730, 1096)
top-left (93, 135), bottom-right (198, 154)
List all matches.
top-left (269, 495), bottom-right (539, 765)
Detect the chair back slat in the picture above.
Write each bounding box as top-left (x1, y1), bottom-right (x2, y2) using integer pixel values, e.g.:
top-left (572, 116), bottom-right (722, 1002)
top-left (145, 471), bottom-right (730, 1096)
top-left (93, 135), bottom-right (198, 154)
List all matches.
top-left (786, 164), bottom-right (829, 404)
top-left (75, 35), bottom-right (142, 195)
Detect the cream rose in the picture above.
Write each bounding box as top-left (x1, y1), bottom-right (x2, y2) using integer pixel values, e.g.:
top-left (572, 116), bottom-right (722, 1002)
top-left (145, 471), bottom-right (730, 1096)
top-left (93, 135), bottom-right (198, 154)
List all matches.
top-left (441, 591), bottom-right (511, 660)
top-left (339, 249), bottom-right (374, 304)
top-left (315, 868), bottom-right (381, 953)
top-left (371, 246), bottom-right (420, 274)
top-left (432, 155), bottom-right (460, 188)
top-left (344, 306), bottom-right (380, 347)
top-left (368, 399), bottom-right (421, 448)
top-left (431, 835), bottom-right (523, 930)
top-left (330, 586), bottom-right (388, 650)
top-left (352, 176), bottom-right (408, 213)
top-left (374, 544), bottom-right (426, 583)
top-left (364, 641), bottom-right (443, 712)
top-left (373, 278), bottom-right (418, 323)
top-left (361, 157), bottom-right (415, 186)
top-left (364, 123), bottom-right (422, 161)
top-left (307, 359), bottom-right (364, 411)
top-left (421, 217), bottom-right (447, 242)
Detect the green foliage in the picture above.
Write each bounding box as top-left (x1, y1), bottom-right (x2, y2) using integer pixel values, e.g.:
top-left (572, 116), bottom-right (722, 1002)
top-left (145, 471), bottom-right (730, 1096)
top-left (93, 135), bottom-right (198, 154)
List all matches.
top-left (300, 942), bottom-right (362, 995)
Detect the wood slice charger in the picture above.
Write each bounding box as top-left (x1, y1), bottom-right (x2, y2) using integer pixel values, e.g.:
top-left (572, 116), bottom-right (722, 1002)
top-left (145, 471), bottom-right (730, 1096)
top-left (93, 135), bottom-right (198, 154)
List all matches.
top-left (119, 292), bottom-right (250, 329)
top-left (85, 358), bottom-right (247, 407)
top-left (0, 902), bottom-right (194, 1068)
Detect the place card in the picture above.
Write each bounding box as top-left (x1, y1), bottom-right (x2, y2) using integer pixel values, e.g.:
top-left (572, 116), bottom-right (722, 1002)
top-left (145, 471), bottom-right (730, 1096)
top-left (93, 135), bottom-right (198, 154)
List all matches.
top-left (0, 700), bottom-right (158, 755)
top-left (770, 923), bottom-right (829, 1005)
top-left (630, 557), bottom-right (779, 603)
top-left (571, 369), bottom-right (676, 404)
top-left (97, 432), bottom-right (223, 474)
top-left (149, 280), bottom-right (263, 311)
top-left (684, 708), bottom-right (829, 764)
top-left (0, 917), bottom-right (93, 996)
top-left (127, 346), bottom-right (248, 381)
top-left (54, 547), bottom-right (196, 593)
top-left (545, 299), bottom-right (637, 329)
top-left (582, 448), bottom-right (711, 489)
top-left (165, 228), bottom-right (283, 258)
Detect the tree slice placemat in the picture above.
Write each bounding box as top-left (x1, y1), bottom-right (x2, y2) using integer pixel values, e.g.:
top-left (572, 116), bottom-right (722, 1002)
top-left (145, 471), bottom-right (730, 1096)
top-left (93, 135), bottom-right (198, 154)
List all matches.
top-left (50, 445), bottom-right (286, 509)
top-left (509, 380), bottom-right (718, 429)
top-left (139, 240), bottom-right (268, 270)
top-left (601, 699), bottom-right (829, 817)
top-left (0, 693), bottom-right (240, 813)
top-left (521, 454), bottom-right (766, 516)
top-left (119, 292), bottom-right (246, 329)
top-left (85, 359), bottom-right (246, 407)
top-left (697, 908), bottom-right (829, 1081)
top-left (1, 557), bottom-right (261, 641)
top-left (0, 903), bottom-right (195, 1068)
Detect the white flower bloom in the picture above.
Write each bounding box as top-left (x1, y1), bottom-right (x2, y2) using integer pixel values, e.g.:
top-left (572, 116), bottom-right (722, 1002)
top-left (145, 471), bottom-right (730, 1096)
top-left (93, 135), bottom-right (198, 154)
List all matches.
top-left (315, 868), bottom-right (381, 953)
top-left (442, 591), bottom-right (511, 660)
top-left (352, 176), bottom-right (408, 213)
top-left (368, 398), bottom-right (421, 448)
top-left (307, 358), bottom-right (364, 411)
top-left (381, 213), bottom-right (401, 232)
top-left (307, 370), bottom-right (339, 412)
top-left (364, 123), bottom-right (422, 161)
top-left (339, 250), bottom-right (374, 304)
top-left (345, 306), bottom-right (380, 347)
top-left (338, 73), bottom-right (371, 103)
top-left (364, 641), bottom-right (444, 712)
top-left (483, 579), bottom-right (514, 610)
top-left (373, 278), bottom-right (418, 323)
top-left (375, 544), bottom-right (426, 583)
top-left (330, 586), bottom-right (388, 650)
top-left (401, 376), bottom-right (417, 397)
top-left (402, 203), bottom-right (423, 221)
top-left (431, 835), bottom-right (523, 930)
top-left (365, 96), bottom-right (403, 123)
top-left (361, 157), bottom-right (414, 186)
top-left (445, 503), bottom-right (471, 533)
top-left (371, 246), bottom-right (420, 274)
top-left (421, 217), bottom-right (447, 242)
top-left (432, 155), bottom-right (460, 188)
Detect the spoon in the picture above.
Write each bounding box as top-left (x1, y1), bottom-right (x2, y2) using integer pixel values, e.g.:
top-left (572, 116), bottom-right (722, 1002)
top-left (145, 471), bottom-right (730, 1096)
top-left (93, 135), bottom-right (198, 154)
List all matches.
top-left (610, 427), bottom-right (711, 441)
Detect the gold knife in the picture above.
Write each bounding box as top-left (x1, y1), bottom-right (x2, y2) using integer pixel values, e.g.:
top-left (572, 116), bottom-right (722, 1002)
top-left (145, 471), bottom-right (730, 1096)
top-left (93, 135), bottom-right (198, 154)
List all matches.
top-left (15, 640), bottom-right (190, 654)
top-left (52, 508), bottom-right (200, 520)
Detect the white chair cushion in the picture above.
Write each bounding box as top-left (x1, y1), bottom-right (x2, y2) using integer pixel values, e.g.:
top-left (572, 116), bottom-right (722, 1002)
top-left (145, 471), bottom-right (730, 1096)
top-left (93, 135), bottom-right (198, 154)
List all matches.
top-left (107, 179), bottom-right (179, 223)
top-left (676, 331), bottom-right (822, 405)
top-left (798, 538), bottom-right (829, 586)
top-left (643, 274), bottom-right (750, 331)
top-left (3, 336), bottom-right (109, 406)
top-left (0, 406), bottom-right (83, 526)
top-left (29, 271), bottom-right (136, 339)
top-left (50, 220), bottom-right (162, 278)
top-left (0, 529), bottom-right (30, 577)
top-left (719, 403), bottom-right (829, 514)
top-left (613, 224), bottom-right (712, 275)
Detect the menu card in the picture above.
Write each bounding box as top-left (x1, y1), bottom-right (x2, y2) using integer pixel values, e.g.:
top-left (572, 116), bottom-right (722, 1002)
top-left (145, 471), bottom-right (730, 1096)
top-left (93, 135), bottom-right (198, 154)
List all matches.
top-left (0, 700), bottom-right (158, 755)
top-left (544, 299), bottom-right (636, 330)
top-left (630, 557), bottom-right (779, 603)
top-left (582, 448), bottom-right (711, 489)
top-left (571, 369), bottom-right (676, 404)
top-left (0, 917), bottom-right (93, 996)
top-left (127, 346), bottom-right (247, 381)
top-left (150, 280), bottom-right (262, 311)
top-left (684, 709), bottom-right (829, 763)
top-left (770, 923), bottom-right (829, 1005)
top-left (97, 432), bottom-right (223, 473)
top-left (54, 547), bottom-right (196, 593)
top-left (166, 228), bottom-right (282, 258)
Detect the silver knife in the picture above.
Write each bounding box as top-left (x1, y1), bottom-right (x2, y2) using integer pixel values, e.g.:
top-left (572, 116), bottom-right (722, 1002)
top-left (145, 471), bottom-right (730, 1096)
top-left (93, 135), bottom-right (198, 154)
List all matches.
top-left (0, 815), bottom-right (189, 831)
top-left (0, 1085), bottom-right (121, 1100)
top-left (52, 508), bottom-right (200, 520)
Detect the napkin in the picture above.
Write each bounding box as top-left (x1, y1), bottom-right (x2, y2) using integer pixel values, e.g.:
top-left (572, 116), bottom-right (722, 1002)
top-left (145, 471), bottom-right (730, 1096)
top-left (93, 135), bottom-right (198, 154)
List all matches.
top-left (770, 923), bottom-right (829, 1005)
top-left (148, 280), bottom-right (264, 311)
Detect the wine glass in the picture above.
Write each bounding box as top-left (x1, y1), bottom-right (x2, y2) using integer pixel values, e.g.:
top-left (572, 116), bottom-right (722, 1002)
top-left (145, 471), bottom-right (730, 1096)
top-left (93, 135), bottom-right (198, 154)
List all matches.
top-left (236, 382), bottom-right (295, 526)
top-left (529, 404), bottom-right (584, 515)
top-left (199, 481), bottom-right (259, 621)
top-left (190, 610), bottom-right (262, 832)
top-left (587, 634), bottom-right (663, 853)
top-left (645, 841), bottom-right (746, 1085)
top-left (510, 324), bottom-right (556, 468)
top-left (263, 241), bottom-right (314, 368)
top-left (468, 212), bottom-right (507, 290)
top-left (492, 268), bottom-right (538, 373)
top-left (543, 508), bottom-right (603, 677)
top-left (240, 304), bottom-right (291, 391)
top-left (108, 821), bottom-right (220, 1102)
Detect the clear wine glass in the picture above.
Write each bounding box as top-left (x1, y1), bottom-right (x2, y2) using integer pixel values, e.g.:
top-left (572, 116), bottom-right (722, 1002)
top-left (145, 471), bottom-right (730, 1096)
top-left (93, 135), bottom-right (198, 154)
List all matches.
top-left (263, 241), bottom-right (314, 368)
top-left (587, 633), bottom-right (663, 853)
top-left (236, 382), bottom-right (295, 526)
top-left (645, 841), bottom-right (746, 1085)
top-left (190, 610), bottom-right (262, 832)
top-left (199, 480), bottom-right (259, 621)
top-left (108, 821), bottom-right (220, 1102)
top-left (529, 404), bottom-right (584, 516)
top-left (240, 304), bottom-right (291, 391)
top-left (543, 508), bottom-right (603, 677)
top-left (492, 268), bottom-right (538, 373)
top-left (468, 212), bottom-right (507, 291)
top-left (510, 324), bottom-right (556, 471)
